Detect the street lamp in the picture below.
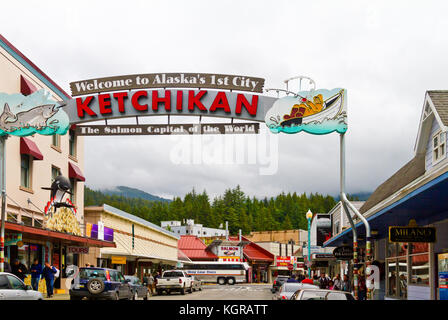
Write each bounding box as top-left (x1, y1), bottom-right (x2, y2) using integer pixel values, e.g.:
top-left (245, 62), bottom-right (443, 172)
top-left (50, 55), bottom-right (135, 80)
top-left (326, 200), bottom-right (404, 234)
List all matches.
top-left (306, 209), bottom-right (313, 278)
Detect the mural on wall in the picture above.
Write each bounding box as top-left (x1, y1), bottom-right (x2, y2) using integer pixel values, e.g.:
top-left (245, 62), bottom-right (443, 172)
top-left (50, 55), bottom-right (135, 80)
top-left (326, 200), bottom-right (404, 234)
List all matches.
top-left (264, 88), bottom-right (347, 135)
top-left (0, 89), bottom-right (69, 136)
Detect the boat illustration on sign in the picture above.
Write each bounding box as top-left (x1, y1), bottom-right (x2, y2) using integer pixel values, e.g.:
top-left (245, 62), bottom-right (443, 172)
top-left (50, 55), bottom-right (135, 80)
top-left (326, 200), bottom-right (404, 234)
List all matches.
top-left (0, 90), bottom-right (69, 136)
top-left (265, 88), bottom-right (347, 135)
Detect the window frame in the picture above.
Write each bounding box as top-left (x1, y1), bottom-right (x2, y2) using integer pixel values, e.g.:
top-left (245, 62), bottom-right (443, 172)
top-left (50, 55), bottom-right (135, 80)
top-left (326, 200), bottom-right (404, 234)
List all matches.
top-left (432, 130), bottom-right (446, 165)
top-left (69, 129), bottom-right (77, 159)
top-left (51, 134), bottom-right (61, 152)
top-left (20, 154), bottom-right (32, 190)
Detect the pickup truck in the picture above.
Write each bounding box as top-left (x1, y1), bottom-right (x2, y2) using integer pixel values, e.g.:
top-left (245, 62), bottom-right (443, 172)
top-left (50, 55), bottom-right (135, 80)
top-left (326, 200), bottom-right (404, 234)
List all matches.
top-left (156, 270), bottom-right (193, 295)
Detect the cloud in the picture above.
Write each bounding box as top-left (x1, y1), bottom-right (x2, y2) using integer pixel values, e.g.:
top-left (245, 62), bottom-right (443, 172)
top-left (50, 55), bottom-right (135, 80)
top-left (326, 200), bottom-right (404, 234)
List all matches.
top-left (2, 0), bottom-right (446, 200)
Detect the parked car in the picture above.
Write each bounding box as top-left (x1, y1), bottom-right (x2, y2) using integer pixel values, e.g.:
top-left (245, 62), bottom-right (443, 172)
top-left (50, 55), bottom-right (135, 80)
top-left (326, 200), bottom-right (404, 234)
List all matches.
top-left (124, 275), bottom-right (150, 300)
top-left (0, 272), bottom-right (43, 300)
top-left (69, 267), bottom-right (133, 300)
top-left (291, 288), bottom-right (355, 300)
top-left (156, 270), bottom-right (193, 295)
top-left (271, 276), bottom-right (289, 293)
top-left (273, 282), bottom-right (319, 300)
top-left (190, 276), bottom-right (202, 292)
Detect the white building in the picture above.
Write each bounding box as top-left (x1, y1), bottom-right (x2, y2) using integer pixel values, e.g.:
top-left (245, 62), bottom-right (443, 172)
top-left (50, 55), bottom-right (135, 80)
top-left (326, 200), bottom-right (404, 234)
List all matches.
top-left (161, 219), bottom-right (226, 237)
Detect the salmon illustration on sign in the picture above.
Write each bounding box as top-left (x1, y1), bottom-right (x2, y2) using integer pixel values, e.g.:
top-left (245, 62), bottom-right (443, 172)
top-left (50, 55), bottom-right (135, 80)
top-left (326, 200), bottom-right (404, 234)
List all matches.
top-left (265, 88), bottom-right (347, 135)
top-left (0, 90), bottom-right (69, 136)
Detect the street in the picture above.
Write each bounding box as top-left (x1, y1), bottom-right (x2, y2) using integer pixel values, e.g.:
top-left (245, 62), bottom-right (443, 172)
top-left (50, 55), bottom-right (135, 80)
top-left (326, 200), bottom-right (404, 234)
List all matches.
top-left (44, 284), bottom-right (273, 300)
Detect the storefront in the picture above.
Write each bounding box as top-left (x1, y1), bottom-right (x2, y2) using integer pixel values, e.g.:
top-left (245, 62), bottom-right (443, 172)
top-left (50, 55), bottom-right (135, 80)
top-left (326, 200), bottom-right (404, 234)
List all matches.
top-left (84, 204), bottom-right (181, 279)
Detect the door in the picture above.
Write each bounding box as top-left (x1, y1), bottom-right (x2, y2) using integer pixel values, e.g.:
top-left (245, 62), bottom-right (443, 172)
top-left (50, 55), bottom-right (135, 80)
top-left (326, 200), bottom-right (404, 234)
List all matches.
top-left (118, 272), bottom-right (131, 299)
top-left (5, 275), bottom-right (26, 300)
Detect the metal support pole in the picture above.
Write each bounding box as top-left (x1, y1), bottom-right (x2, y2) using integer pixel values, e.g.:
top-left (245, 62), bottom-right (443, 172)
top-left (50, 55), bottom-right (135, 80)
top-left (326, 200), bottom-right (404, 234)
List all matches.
top-left (307, 217), bottom-right (311, 278)
top-left (0, 136), bottom-right (6, 273)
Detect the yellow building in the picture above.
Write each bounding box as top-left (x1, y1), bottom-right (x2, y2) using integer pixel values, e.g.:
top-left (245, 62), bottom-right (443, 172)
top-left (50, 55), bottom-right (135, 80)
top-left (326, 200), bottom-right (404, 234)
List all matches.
top-left (84, 204), bottom-right (180, 278)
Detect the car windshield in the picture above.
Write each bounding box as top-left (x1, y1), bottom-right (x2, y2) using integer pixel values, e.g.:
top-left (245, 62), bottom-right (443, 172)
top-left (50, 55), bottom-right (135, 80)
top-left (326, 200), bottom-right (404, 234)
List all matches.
top-left (79, 268), bottom-right (107, 280)
top-left (163, 271), bottom-right (184, 277)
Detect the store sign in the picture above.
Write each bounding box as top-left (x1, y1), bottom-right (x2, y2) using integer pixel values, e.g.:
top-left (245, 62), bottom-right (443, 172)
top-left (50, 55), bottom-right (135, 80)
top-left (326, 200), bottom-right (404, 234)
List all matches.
top-left (70, 73), bottom-right (265, 96)
top-left (0, 90), bottom-right (69, 136)
top-left (76, 123), bottom-right (260, 136)
top-left (333, 246), bottom-right (353, 260)
top-left (5, 233), bottom-right (22, 246)
top-left (68, 246), bottom-right (89, 254)
top-left (111, 256), bottom-right (127, 265)
top-left (218, 246), bottom-right (241, 257)
top-left (87, 223), bottom-right (114, 242)
top-left (265, 88), bottom-right (347, 135)
top-left (275, 256), bottom-right (297, 267)
top-left (65, 89), bottom-right (276, 124)
top-left (389, 226), bottom-right (436, 243)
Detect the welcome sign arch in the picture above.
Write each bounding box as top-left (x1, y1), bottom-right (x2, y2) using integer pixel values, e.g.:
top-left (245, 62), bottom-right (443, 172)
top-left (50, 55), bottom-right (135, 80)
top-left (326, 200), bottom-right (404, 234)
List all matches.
top-left (0, 72), bottom-right (371, 299)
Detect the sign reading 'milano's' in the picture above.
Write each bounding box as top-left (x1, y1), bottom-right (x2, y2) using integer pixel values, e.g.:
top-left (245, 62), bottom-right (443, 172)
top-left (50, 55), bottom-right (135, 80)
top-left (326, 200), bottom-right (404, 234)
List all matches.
top-left (389, 226), bottom-right (436, 243)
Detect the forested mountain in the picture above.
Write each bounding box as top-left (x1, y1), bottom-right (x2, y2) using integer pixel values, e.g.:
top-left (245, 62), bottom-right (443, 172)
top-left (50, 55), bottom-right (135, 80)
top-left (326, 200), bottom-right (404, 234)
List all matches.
top-left (84, 186), bottom-right (340, 235)
top-left (101, 186), bottom-right (171, 202)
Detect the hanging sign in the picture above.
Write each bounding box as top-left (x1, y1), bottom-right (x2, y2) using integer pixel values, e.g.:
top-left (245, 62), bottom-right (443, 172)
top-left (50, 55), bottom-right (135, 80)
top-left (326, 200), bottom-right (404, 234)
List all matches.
top-left (111, 256), bottom-right (127, 265)
top-left (0, 90), bottom-right (69, 136)
top-left (265, 88), bottom-right (347, 135)
top-left (389, 226), bottom-right (436, 243)
top-left (70, 73), bottom-right (265, 96)
top-left (76, 123), bottom-right (260, 136)
top-left (333, 246), bottom-right (353, 260)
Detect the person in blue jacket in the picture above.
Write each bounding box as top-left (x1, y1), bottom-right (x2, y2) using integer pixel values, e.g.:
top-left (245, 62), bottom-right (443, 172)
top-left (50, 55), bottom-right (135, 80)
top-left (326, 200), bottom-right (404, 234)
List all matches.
top-left (41, 262), bottom-right (57, 298)
top-left (30, 259), bottom-right (42, 291)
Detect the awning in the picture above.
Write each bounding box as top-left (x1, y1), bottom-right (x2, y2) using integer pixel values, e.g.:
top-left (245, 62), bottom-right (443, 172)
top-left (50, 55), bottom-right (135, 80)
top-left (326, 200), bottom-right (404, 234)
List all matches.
top-left (20, 75), bottom-right (37, 96)
top-left (69, 161), bottom-right (85, 181)
top-left (20, 137), bottom-right (43, 160)
top-left (324, 170), bottom-right (448, 247)
top-left (6, 221), bottom-right (115, 248)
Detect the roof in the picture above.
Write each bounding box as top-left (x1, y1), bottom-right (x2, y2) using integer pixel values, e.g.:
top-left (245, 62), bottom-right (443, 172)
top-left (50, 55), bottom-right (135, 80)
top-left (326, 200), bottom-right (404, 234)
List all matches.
top-left (428, 91), bottom-right (448, 126)
top-left (0, 34), bottom-right (71, 99)
top-left (100, 204), bottom-right (179, 239)
top-left (229, 236), bottom-right (274, 262)
top-left (178, 235), bottom-right (218, 260)
top-left (360, 154), bottom-right (426, 214)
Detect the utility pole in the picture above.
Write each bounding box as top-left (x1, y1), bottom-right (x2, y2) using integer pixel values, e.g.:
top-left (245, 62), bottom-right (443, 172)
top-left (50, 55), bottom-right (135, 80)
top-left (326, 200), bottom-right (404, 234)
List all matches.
top-left (0, 136), bottom-right (7, 273)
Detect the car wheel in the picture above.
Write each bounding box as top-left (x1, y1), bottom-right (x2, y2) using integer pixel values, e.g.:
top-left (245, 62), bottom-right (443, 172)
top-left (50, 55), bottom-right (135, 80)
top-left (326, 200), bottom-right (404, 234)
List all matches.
top-left (227, 277), bottom-right (235, 285)
top-left (217, 277), bottom-right (226, 285)
top-left (157, 289), bottom-right (163, 295)
top-left (87, 278), bottom-right (105, 295)
top-left (189, 285), bottom-right (193, 293)
top-left (180, 287), bottom-right (185, 295)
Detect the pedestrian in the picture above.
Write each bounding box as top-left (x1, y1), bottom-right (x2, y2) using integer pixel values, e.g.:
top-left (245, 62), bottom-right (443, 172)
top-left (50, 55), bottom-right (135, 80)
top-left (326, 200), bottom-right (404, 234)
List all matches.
top-left (30, 259), bottom-right (42, 291)
top-left (11, 259), bottom-right (28, 281)
top-left (4, 260), bottom-right (12, 273)
top-left (341, 274), bottom-right (351, 292)
top-left (328, 280), bottom-right (334, 290)
top-left (42, 262), bottom-right (57, 298)
top-left (333, 274), bottom-right (342, 290)
top-left (147, 273), bottom-right (155, 295)
top-left (318, 273), bottom-right (329, 289)
top-left (287, 274), bottom-right (298, 283)
top-left (312, 275), bottom-right (320, 286)
top-left (358, 275), bottom-right (367, 300)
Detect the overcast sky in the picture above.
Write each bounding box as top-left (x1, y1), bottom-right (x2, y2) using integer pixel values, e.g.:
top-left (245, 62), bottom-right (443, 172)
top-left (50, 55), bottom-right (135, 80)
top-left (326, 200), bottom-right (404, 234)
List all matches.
top-left (3, 1), bottom-right (448, 200)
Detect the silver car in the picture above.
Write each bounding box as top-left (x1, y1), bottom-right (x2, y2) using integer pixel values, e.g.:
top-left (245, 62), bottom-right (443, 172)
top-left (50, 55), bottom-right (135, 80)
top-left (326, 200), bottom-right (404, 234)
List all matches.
top-left (0, 272), bottom-right (44, 300)
top-left (273, 282), bottom-right (319, 300)
top-left (291, 288), bottom-right (355, 300)
top-left (191, 276), bottom-right (202, 292)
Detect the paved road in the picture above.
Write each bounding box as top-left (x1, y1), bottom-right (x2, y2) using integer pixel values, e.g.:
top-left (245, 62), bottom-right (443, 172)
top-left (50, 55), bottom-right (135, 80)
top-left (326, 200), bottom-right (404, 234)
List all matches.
top-left (150, 284), bottom-right (273, 300)
top-left (46, 284), bottom-right (274, 300)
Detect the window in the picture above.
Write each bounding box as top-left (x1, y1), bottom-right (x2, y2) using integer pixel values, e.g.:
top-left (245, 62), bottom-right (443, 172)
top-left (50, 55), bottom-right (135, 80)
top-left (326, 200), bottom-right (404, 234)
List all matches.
top-left (21, 216), bottom-right (32, 226)
top-left (301, 290), bottom-right (327, 300)
top-left (386, 241), bottom-right (407, 299)
top-left (7, 275), bottom-right (24, 289)
top-left (70, 178), bottom-right (76, 204)
top-left (51, 166), bottom-right (61, 181)
top-left (52, 134), bottom-right (60, 149)
top-left (432, 130), bottom-right (446, 164)
top-left (20, 155), bottom-right (31, 188)
top-left (334, 221), bottom-right (340, 234)
top-left (423, 102), bottom-right (432, 120)
top-left (69, 129), bottom-right (77, 157)
top-left (0, 275), bottom-right (9, 289)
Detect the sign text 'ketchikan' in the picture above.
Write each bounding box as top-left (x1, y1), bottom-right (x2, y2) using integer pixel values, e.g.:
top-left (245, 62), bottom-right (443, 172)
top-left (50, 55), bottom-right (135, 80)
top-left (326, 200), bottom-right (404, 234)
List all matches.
top-left (65, 89), bottom-right (277, 124)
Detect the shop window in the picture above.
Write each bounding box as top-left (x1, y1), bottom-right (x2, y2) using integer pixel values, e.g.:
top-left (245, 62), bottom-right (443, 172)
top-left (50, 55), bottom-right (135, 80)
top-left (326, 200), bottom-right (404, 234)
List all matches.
top-left (20, 154), bottom-right (31, 188)
top-left (432, 130), bottom-right (446, 164)
top-left (387, 260), bottom-right (397, 297)
top-left (387, 242), bottom-right (396, 258)
top-left (69, 129), bottom-right (77, 158)
top-left (397, 243), bottom-right (408, 257)
top-left (409, 242), bottom-right (428, 255)
top-left (410, 254), bottom-right (429, 286)
top-left (398, 257), bottom-right (407, 299)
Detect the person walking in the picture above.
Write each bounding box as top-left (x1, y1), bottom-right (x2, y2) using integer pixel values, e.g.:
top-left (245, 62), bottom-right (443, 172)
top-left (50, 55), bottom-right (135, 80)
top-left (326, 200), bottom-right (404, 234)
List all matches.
top-left (147, 273), bottom-right (155, 295)
top-left (318, 273), bottom-right (329, 289)
top-left (328, 280), bottom-right (335, 290)
top-left (333, 274), bottom-right (342, 291)
top-left (358, 275), bottom-right (367, 300)
top-left (11, 259), bottom-right (28, 281)
top-left (42, 262), bottom-right (57, 298)
top-left (287, 274), bottom-right (298, 283)
top-left (30, 259), bottom-right (42, 291)
top-left (341, 274), bottom-right (351, 292)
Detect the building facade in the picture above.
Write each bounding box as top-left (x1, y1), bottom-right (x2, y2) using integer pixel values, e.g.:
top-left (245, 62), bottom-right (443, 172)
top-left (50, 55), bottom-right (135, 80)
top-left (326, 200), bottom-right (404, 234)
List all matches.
top-left (161, 219), bottom-right (226, 238)
top-left (0, 34), bottom-right (114, 294)
top-left (324, 91), bottom-right (448, 300)
top-left (84, 204), bottom-right (180, 278)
